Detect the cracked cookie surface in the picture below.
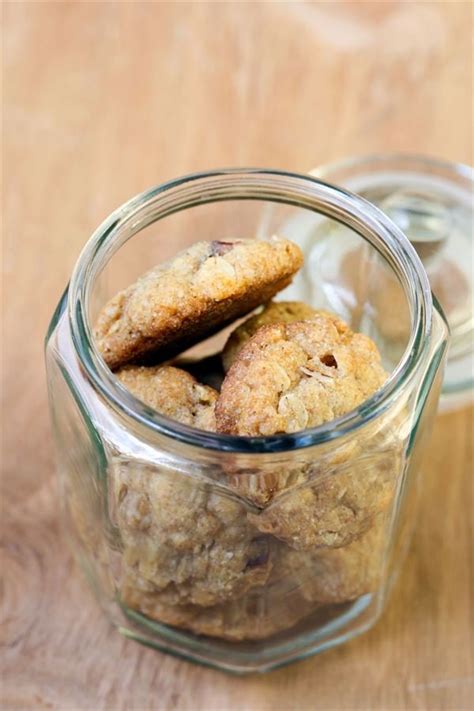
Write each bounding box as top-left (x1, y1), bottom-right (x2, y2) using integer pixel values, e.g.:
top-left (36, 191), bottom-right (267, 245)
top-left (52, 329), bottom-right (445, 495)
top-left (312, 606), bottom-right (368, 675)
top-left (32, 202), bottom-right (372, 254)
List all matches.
top-left (95, 238), bottom-right (303, 369)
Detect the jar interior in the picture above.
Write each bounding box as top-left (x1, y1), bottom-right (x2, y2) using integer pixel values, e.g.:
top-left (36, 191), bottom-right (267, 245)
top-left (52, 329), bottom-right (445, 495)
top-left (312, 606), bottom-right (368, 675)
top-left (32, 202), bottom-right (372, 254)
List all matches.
top-left (89, 198), bottom-right (411, 376)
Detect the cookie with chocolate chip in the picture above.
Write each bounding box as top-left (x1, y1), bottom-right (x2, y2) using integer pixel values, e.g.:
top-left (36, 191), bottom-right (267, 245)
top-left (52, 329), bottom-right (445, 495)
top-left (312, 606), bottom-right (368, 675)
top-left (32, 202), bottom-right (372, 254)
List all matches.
top-left (95, 238), bottom-right (303, 370)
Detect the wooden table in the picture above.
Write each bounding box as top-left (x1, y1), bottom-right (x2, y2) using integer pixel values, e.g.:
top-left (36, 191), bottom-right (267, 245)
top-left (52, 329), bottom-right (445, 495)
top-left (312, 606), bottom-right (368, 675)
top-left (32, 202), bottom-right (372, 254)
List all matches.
top-left (3, 3), bottom-right (473, 709)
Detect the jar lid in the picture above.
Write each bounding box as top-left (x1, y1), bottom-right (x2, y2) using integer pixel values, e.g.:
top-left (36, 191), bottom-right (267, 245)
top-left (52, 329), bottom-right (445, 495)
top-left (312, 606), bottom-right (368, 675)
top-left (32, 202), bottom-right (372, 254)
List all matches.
top-left (308, 155), bottom-right (473, 412)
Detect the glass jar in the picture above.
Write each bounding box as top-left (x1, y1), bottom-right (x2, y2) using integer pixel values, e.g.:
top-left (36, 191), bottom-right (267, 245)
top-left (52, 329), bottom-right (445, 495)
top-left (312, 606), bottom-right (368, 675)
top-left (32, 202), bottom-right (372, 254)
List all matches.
top-left (45, 169), bottom-right (449, 673)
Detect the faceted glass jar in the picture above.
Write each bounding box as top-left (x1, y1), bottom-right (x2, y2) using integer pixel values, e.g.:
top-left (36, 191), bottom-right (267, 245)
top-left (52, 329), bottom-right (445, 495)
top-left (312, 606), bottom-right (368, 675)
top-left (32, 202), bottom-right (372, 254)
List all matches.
top-left (45, 170), bottom-right (449, 673)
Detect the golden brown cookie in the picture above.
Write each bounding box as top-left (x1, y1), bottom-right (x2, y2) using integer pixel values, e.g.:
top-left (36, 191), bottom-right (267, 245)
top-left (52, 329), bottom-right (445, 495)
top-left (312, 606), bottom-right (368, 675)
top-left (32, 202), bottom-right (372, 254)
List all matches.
top-left (222, 300), bottom-right (328, 372)
top-left (120, 520), bottom-right (386, 639)
top-left (116, 364), bottom-right (217, 430)
top-left (95, 238), bottom-right (303, 370)
top-left (216, 316), bottom-right (388, 436)
top-left (120, 562), bottom-right (315, 641)
top-left (274, 517), bottom-right (386, 604)
top-left (115, 461), bottom-right (273, 608)
top-left (248, 444), bottom-right (398, 549)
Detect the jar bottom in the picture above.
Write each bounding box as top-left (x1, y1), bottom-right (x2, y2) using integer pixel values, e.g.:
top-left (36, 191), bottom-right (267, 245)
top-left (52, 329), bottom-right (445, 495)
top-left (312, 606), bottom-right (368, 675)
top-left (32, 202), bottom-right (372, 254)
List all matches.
top-left (115, 593), bottom-right (380, 673)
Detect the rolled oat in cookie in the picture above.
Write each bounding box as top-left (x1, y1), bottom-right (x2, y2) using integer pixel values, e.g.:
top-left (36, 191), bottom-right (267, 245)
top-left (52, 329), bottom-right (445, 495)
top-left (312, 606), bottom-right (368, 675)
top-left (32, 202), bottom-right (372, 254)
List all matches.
top-left (222, 300), bottom-right (330, 372)
top-left (249, 443), bottom-right (398, 548)
top-left (95, 237), bottom-right (303, 370)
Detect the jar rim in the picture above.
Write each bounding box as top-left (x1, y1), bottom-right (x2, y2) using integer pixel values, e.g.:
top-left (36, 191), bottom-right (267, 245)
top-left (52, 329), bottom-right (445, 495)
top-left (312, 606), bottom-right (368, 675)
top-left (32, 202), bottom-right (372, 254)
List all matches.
top-left (68, 168), bottom-right (434, 454)
top-left (312, 152), bottom-right (474, 183)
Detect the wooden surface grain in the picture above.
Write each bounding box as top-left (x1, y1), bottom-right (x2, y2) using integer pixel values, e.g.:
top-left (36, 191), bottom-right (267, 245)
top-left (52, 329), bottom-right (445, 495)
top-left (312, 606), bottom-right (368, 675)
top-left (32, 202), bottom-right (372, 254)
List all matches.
top-left (2, 2), bottom-right (473, 709)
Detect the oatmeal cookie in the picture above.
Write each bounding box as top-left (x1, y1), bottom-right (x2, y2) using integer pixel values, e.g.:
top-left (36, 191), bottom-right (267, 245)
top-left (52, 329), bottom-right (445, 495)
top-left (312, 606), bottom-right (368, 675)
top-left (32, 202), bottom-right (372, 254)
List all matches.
top-left (115, 461), bottom-right (272, 607)
top-left (95, 238), bottom-right (303, 370)
top-left (120, 519), bottom-right (386, 639)
top-left (222, 300), bottom-right (328, 372)
top-left (216, 317), bottom-right (388, 436)
top-left (248, 444), bottom-right (398, 548)
top-left (120, 562), bottom-right (314, 641)
top-left (274, 518), bottom-right (386, 604)
top-left (116, 364), bottom-right (217, 430)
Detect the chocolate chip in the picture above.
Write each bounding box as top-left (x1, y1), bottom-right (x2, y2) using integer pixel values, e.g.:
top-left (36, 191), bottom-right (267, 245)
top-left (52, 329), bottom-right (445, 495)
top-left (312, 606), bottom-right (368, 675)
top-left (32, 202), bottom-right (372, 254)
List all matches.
top-left (210, 241), bottom-right (238, 256)
top-left (320, 353), bottom-right (338, 368)
top-left (245, 539), bottom-right (270, 569)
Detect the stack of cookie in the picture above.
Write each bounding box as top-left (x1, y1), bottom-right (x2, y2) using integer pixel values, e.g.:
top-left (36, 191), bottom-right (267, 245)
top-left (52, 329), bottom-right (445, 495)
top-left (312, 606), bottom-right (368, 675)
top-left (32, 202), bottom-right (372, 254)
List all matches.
top-left (95, 237), bottom-right (402, 641)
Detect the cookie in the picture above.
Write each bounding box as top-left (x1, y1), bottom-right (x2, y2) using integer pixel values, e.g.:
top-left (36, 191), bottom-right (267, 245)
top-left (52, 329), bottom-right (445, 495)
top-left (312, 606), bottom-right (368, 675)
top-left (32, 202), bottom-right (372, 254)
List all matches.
top-left (248, 443), bottom-right (398, 548)
top-left (222, 300), bottom-right (326, 372)
top-left (274, 518), bottom-right (386, 604)
top-left (216, 316), bottom-right (388, 436)
top-left (120, 521), bottom-right (382, 640)
top-left (116, 364), bottom-right (217, 430)
top-left (120, 562), bottom-right (315, 641)
top-left (114, 461), bottom-right (272, 607)
top-left (95, 238), bottom-right (303, 370)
